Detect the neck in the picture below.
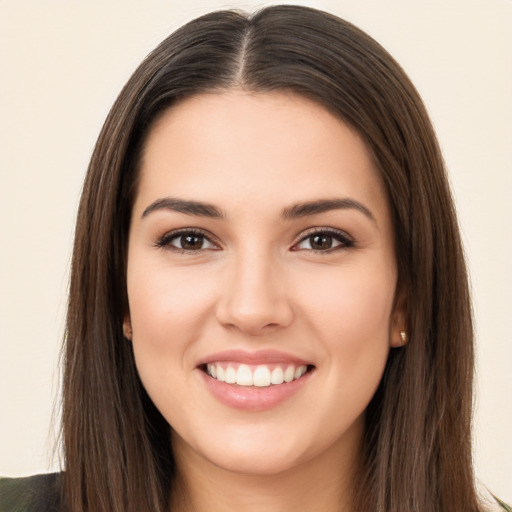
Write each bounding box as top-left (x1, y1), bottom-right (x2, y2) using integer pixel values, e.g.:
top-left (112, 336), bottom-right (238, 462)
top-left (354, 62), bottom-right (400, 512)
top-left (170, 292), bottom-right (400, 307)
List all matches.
top-left (170, 429), bottom-right (362, 512)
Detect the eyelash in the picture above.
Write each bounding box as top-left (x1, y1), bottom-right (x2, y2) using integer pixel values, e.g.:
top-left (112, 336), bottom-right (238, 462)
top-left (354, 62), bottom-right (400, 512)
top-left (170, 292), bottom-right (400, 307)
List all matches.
top-left (155, 227), bottom-right (355, 254)
top-left (291, 227), bottom-right (355, 253)
top-left (155, 228), bottom-right (220, 253)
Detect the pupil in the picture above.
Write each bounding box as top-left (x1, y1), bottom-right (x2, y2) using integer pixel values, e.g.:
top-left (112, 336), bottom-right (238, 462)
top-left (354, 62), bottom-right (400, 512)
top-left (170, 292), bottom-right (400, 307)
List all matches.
top-left (311, 234), bottom-right (332, 250)
top-left (182, 234), bottom-right (203, 249)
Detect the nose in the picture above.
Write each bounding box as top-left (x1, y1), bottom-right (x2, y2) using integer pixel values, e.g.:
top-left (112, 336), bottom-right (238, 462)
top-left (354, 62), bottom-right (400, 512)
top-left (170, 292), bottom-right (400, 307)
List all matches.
top-left (215, 251), bottom-right (294, 335)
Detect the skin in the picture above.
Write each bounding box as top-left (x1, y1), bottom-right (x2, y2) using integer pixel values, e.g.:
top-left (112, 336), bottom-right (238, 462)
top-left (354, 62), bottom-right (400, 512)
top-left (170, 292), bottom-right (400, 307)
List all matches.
top-left (125, 91), bottom-right (405, 511)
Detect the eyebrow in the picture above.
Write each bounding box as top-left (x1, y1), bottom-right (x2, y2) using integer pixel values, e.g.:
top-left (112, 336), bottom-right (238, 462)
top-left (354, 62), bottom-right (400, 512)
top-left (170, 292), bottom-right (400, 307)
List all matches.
top-left (282, 198), bottom-right (375, 222)
top-left (141, 198), bottom-right (224, 219)
top-left (141, 196), bottom-right (375, 223)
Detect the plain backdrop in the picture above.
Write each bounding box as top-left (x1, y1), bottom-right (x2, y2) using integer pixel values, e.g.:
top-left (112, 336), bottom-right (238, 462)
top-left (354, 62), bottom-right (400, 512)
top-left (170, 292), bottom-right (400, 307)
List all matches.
top-left (0, 0), bottom-right (511, 502)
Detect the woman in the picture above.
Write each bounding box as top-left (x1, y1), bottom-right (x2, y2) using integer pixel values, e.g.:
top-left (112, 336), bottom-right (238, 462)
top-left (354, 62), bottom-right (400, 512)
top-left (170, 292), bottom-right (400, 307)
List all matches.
top-left (0, 5), bottom-right (508, 512)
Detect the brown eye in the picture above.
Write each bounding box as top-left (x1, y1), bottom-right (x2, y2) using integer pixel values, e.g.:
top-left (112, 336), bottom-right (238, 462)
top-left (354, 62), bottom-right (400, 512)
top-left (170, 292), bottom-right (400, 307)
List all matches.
top-left (179, 233), bottom-right (205, 250)
top-left (293, 229), bottom-right (354, 252)
top-left (309, 234), bottom-right (334, 250)
top-left (156, 230), bottom-right (218, 252)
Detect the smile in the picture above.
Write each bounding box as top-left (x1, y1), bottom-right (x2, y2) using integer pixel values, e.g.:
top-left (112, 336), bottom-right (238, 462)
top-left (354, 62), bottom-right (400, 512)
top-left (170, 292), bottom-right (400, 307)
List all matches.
top-left (206, 363), bottom-right (309, 387)
top-left (197, 351), bottom-right (315, 410)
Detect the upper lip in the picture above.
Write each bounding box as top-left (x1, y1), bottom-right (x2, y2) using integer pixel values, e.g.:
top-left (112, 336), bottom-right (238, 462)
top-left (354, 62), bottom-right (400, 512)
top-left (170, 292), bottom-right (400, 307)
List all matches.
top-left (197, 349), bottom-right (313, 367)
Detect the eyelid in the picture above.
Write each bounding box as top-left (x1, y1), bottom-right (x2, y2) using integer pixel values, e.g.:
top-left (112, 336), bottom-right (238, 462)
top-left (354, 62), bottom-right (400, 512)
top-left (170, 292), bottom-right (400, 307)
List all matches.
top-left (291, 226), bottom-right (355, 252)
top-left (155, 227), bottom-right (221, 251)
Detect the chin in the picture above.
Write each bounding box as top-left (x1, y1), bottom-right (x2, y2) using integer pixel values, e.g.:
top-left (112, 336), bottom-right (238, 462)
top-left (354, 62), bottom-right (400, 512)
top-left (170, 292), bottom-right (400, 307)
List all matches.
top-left (172, 420), bottom-right (313, 476)
top-left (207, 444), bottom-right (308, 476)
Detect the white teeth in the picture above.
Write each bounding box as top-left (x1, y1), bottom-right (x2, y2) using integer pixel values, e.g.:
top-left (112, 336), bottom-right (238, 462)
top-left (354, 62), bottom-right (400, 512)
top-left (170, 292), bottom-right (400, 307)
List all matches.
top-left (206, 362), bottom-right (309, 387)
top-left (224, 366), bottom-right (236, 384)
top-left (236, 364), bottom-right (253, 386)
top-left (207, 363), bottom-right (216, 379)
top-left (284, 365), bottom-right (295, 383)
top-left (294, 365), bottom-right (307, 379)
top-left (253, 366), bottom-right (271, 387)
top-left (271, 367), bottom-right (284, 385)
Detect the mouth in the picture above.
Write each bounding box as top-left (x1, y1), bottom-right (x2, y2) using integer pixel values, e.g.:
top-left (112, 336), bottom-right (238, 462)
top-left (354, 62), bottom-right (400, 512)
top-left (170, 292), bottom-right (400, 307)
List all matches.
top-left (196, 350), bottom-right (315, 410)
top-left (200, 362), bottom-right (315, 387)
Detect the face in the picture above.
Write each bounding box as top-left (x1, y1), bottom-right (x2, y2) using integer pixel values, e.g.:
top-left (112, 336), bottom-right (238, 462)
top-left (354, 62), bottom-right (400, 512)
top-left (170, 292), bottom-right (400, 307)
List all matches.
top-left (125, 91), bottom-right (403, 477)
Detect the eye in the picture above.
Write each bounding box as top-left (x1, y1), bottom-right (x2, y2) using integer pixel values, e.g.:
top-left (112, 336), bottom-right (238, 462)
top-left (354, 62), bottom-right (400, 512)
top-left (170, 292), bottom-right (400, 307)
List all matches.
top-left (156, 229), bottom-right (219, 252)
top-left (292, 228), bottom-right (354, 252)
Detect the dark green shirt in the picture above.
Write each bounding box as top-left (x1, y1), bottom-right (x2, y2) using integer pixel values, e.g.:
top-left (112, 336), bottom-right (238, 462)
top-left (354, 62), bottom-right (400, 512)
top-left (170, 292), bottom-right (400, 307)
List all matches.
top-left (1, 473), bottom-right (511, 511)
top-left (0, 474), bottom-right (61, 512)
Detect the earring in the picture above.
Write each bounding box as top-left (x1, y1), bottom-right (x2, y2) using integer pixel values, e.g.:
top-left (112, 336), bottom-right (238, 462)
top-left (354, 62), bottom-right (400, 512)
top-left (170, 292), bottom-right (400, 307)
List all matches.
top-left (399, 331), bottom-right (408, 346)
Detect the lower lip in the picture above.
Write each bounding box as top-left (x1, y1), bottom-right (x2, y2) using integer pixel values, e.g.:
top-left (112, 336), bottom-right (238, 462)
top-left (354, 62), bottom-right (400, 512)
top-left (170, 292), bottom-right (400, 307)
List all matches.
top-left (198, 368), bottom-right (313, 411)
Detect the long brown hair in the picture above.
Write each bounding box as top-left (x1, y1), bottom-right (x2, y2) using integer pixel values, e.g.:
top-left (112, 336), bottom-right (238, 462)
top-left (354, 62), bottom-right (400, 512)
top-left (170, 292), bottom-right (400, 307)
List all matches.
top-left (63, 5), bottom-right (480, 511)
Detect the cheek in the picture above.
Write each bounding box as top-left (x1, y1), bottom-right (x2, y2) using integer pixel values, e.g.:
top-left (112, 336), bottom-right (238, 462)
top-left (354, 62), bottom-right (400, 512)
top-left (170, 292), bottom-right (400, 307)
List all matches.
top-left (304, 267), bottom-right (394, 409)
top-left (296, 260), bottom-right (396, 402)
top-left (126, 263), bottom-right (217, 413)
top-left (300, 263), bottom-right (396, 343)
top-left (127, 263), bottom-right (216, 347)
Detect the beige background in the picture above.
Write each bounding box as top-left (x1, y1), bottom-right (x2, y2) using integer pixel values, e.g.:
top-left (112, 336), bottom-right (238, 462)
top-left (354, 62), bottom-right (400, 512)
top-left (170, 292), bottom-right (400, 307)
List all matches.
top-left (0, 0), bottom-right (510, 501)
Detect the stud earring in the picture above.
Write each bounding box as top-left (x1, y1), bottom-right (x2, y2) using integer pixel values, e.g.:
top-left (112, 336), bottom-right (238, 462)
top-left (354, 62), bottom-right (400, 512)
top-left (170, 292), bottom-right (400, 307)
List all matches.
top-left (399, 331), bottom-right (408, 346)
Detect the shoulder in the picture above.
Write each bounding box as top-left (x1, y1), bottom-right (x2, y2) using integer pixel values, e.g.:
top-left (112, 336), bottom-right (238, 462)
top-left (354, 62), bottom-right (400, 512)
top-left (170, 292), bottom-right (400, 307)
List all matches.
top-left (478, 486), bottom-right (512, 512)
top-left (488, 499), bottom-right (512, 512)
top-left (0, 473), bottom-right (62, 512)
top-left (494, 497), bottom-right (512, 512)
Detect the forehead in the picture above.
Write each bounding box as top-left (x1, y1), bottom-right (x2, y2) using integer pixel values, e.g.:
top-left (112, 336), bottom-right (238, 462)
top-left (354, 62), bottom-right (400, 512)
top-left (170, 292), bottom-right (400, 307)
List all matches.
top-left (135, 91), bottom-right (389, 223)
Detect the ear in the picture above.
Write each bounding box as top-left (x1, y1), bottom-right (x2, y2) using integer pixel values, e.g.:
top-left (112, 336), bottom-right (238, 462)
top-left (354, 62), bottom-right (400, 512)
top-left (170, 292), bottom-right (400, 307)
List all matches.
top-left (390, 289), bottom-right (408, 348)
top-left (123, 314), bottom-right (133, 340)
